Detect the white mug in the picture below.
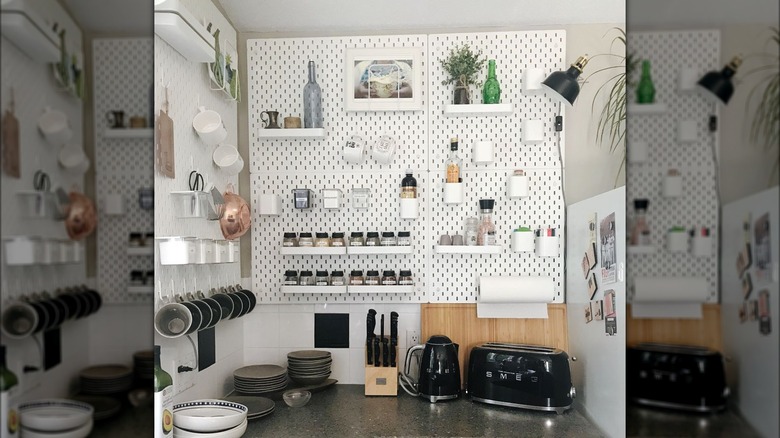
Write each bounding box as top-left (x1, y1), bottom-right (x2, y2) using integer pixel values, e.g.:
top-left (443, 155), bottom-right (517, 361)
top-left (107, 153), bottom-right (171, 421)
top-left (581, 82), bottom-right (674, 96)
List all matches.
top-left (192, 106), bottom-right (227, 145)
top-left (343, 135), bottom-right (365, 164)
top-left (58, 145), bottom-right (90, 174)
top-left (213, 144), bottom-right (244, 175)
top-left (38, 107), bottom-right (72, 146)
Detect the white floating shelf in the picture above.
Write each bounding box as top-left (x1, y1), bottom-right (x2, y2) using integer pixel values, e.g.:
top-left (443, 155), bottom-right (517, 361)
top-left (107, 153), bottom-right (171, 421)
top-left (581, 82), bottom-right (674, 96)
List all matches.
top-left (280, 246), bottom-right (347, 256)
top-left (347, 246), bottom-right (413, 255)
top-left (627, 103), bottom-right (667, 115)
top-left (281, 285), bottom-right (347, 294)
top-left (435, 245), bottom-right (502, 254)
top-left (127, 246), bottom-right (154, 256)
top-left (104, 128), bottom-right (154, 139)
top-left (348, 285), bottom-right (414, 294)
top-left (627, 245), bottom-right (657, 255)
top-left (127, 285), bottom-right (154, 294)
top-left (443, 103), bottom-right (513, 117)
top-left (256, 128), bottom-right (326, 139)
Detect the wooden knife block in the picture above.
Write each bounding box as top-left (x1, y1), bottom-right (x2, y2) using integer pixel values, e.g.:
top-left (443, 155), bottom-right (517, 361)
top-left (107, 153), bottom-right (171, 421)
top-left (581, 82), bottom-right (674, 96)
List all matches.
top-left (364, 345), bottom-right (398, 396)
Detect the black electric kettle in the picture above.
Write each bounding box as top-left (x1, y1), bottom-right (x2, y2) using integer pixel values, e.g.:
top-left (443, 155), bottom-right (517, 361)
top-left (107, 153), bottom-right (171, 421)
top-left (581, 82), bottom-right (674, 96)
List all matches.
top-left (400, 335), bottom-right (460, 402)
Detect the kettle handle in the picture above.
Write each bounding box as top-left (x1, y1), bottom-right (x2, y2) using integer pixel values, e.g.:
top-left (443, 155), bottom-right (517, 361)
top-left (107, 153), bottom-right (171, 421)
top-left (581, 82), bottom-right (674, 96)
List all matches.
top-left (404, 344), bottom-right (425, 376)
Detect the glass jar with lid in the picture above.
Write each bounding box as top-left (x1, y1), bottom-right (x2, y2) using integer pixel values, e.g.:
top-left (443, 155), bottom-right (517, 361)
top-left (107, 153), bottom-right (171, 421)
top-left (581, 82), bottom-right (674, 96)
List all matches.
top-left (399, 270), bottom-right (414, 285)
top-left (366, 232), bottom-right (380, 246)
top-left (299, 233), bottom-right (314, 247)
top-left (330, 270), bottom-right (346, 286)
top-left (381, 270), bottom-right (397, 285)
top-left (331, 232), bottom-right (346, 247)
top-left (315, 270), bottom-right (330, 286)
top-left (349, 232), bottom-right (365, 246)
top-left (283, 232), bottom-right (298, 247)
top-left (284, 270), bottom-right (299, 285)
top-left (397, 231), bottom-right (411, 246)
top-left (314, 232), bottom-right (330, 247)
top-left (349, 270), bottom-right (364, 285)
top-left (380, 232), bottom-right (396, 246)
top-left (365, 270), bottom-right (380, 285)
top-left (299, 270), bottom-right (314, 286)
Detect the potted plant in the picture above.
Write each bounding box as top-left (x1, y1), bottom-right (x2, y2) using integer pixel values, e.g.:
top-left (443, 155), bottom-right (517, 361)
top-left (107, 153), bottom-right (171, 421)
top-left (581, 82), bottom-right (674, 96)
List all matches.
top-left (439, 44), bottom-right (487, 104)
top-left (745, 27), bottom-right (779, 183)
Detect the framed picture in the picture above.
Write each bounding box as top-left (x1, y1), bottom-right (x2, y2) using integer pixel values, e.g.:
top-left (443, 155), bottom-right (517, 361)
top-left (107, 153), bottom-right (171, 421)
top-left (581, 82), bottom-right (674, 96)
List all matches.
top-left (592, 300), bottom-right (604, 321)
top-left (344, 47), bottom-right (423, 111)
top-left (584, 304), bottom-right (592, 323)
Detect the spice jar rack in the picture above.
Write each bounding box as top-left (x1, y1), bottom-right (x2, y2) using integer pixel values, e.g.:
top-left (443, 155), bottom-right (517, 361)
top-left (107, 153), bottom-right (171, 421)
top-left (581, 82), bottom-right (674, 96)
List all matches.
top-left (279, 231), bottom-right (414, 256)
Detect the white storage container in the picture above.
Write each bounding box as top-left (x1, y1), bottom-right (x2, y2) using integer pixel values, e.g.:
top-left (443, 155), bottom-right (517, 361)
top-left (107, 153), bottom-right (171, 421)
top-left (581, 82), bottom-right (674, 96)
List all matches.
top-left (511, 231), bottom-right (535, 253)
top-left (443, 182), bottom-right (464, 205)
top-left (667, 231), bottom-right (688, 253)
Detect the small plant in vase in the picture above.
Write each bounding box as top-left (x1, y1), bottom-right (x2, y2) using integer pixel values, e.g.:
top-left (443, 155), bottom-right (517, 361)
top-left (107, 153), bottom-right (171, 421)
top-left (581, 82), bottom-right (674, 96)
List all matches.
top-left (439, 44), bottom-right (487, 104)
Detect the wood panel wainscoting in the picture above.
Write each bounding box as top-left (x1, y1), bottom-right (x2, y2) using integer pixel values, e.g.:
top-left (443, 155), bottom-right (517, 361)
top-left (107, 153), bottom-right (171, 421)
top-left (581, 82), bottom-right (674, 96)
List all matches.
top-left (421, 303), bottom-right (569, 389)
top-left (626, 304), bottom-right (722, 352)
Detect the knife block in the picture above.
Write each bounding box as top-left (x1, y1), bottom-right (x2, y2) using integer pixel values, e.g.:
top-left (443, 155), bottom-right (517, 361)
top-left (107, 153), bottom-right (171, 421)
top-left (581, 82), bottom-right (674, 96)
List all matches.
top-left (364, 345), bottom-right (398, 396)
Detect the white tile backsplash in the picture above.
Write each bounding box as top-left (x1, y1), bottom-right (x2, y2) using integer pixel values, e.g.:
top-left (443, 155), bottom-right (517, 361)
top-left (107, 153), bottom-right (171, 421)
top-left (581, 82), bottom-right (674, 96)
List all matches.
top-left (243, 311), bottom-right (280, 348)
top-left (278, 312), bottom-right (315, 348)
top-left (244, 348), bottom-right (284, 366)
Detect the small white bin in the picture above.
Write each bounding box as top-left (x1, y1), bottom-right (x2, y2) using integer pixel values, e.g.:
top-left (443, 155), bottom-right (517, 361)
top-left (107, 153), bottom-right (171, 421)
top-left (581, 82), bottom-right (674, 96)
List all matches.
top-left (678, 120), bottom-right (697, 143)
top-left (443, 182), bottom-right (464, 205)
top-left (628, 141), bottom-right (648, 163)
top-left (535, 233), bottom-right (559, 257)
top-left (473, 141), bottom-right (494, 164)
top-left (508, 171), bottom-right (530, 198)
top-left (511, 231), bottom-right (535, 252)
top-left (523, 68), bottom-right (546, 91)
top-left (522, 119), bottom-right (544, 143)
top-left (691, 234), bottom-right (712, 257)
top-left (664, 171), bottom-right (683, 197)
top-left (399, 197), bottom-right (418, 219)
top-left (667, 231), bottom-right (688, 253)
top-left (158, 237), bottom-right (197, 265)
top-left (259, 194), bottom-right (282, 216)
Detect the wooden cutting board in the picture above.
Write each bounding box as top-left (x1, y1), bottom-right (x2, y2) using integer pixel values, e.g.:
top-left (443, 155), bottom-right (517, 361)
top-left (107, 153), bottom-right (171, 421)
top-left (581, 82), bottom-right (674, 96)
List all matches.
top-left (157, 109), bottom-right (175, 178)
top-left (2, 109), bottom-right (20, 178)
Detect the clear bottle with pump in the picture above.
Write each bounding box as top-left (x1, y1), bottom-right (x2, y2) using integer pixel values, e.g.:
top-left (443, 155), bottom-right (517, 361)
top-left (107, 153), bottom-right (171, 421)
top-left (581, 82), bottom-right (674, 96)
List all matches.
top-left (446, 137), bottom-right (462, 183)
top-left (477, 199), bottom-right (497, 246)
top-left (154, 345), bottom-right (174, 438)
top-left (630, 199), bottom-right (651, 246)
top-left (1, 345), bottom-right (20, 438)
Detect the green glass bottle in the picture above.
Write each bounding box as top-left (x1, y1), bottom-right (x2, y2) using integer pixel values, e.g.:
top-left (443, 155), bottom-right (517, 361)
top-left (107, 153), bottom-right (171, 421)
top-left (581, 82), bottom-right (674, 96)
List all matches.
top-left (636, 60), bottom-right (656, 104)
top-left (1, 345), bottom-right (20, 437)
top-left (482, 60), bottom-right (501, 104)
top-left (154, 345), bottom-right (174, 438)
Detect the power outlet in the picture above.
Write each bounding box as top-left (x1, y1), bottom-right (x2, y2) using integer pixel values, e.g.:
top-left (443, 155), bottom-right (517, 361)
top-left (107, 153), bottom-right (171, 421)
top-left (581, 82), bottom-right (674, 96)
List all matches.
top-left (406, 329), bottom-right (420, 347)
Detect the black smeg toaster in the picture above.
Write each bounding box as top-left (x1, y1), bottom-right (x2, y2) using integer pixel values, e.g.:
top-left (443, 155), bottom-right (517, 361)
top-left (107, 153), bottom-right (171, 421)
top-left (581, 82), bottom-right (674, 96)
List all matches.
top-left (466, 343), bottom-right (575, 414)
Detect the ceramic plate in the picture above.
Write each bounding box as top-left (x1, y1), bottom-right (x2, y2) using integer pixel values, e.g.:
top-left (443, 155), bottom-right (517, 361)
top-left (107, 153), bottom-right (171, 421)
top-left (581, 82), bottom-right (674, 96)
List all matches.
top-left (233, 364), bottom-right (286, 380)
top-left (223, 396), bottom-right (274, 417)
top-left (173, 400), bottom-right (247, 433)
top-left (19, 399), bottom-right (94, 432)
top-left (173, 418), bottom-right (247, 438)
top-left (287, 350), bottom-right (331, 360)
top-left (79, 364), bottom-right (133, 380)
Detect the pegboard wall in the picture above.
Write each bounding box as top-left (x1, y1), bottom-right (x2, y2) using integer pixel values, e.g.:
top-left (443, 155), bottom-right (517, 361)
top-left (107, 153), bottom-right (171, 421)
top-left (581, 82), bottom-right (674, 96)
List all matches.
top-left (626, 30), bottom-right (720, 302)
top-left (248, 31), bottom-right (566, 303)
top-left (93, 38), bottom-right (154, 305)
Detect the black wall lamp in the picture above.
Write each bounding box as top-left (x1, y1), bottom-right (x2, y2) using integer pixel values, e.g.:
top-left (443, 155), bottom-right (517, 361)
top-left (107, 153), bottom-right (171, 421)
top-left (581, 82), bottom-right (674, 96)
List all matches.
top-left (697, 55), bottom-right (742, 105)
top-left (542, 55), bottom-right (590, 106)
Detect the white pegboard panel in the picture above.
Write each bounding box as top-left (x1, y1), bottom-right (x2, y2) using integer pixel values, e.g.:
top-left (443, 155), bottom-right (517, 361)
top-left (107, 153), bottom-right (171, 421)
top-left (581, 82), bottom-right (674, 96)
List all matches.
top-left (252, 170), bottom-right (429, 303)
top-left (626, 30), bottom-right (720, 302)
top-left (93, 38), bottom-right (154, 305)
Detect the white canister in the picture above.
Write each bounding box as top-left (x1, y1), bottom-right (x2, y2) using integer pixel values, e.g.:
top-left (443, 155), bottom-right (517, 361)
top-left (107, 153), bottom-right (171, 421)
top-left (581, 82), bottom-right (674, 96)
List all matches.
top-left (678, 68), bottom-right (699, 92)
top-left (158, 237), bottom-right (196, 265)
top-left (511, 231), bottom-right (535, 253)
top-left (3, 237), bottom-right (37, 265)
top-left (343, 135), bottom-right (366, 164)
top-left (228, 240), bottom-right (240, 263)
top-left (535, 231), bottom-right (559, 257)
top-left (372, 135), bottom-right (396, 164)
top-left (507, 170), bottom-right (530, 198)
top-left (667, 231), bottom-right (688, 253)
top-left (663, 171), bottom-right (683, 198)
top-left (259, 194), bottom-right (282, 215)
top-left (214, 240), bottom-right (230, 263)
top-left (522, 68), bottom-right (546, 91)
top-left (58, 145), bottom-right (90, 174)
top-left (38, 107), bottom-right (73, 146)
top-left (628, 141), bottom-right (648, 163)
top-left (399, 197), bottom-right (418, 220)
top-left (691, 234), bottom-right (712, 257)
top-left (192, 106), bottom-right (227, 145)
top-left (678, 120), bottom-right (697, 143)
top-left (212, 144), bottom-right (244, 175)
top-left (443, 182), bottom-right (464, 205)
top-left (522, 119), bottom-right (544, 143)
top-left (473, 141), bottom-right (494, 164)
top-left (103, 194), bottom-right (124, 216)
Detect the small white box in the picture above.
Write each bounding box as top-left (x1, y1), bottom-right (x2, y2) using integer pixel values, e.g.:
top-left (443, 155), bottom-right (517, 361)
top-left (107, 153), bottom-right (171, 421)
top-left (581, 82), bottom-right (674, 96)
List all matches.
top-left (511, 231), bottom-right (535, 252)
top-left (678, 68), bottom-right (699, 92)
top-left (473, 141), bottom-right (494, 164)
top-left (194, 239), bottom-right (213, 264)
top-left (104, 194), bottom-right (124, 215)
top-left (214, 240), bottom-right (230, 263)
top-left (158, 237), bottom-right (197, 265)
top-left (523, 68), bottom-right (545, 91)
top-left (678, 120), bottom-right (697, 143)
top-left (399, 197), bottom-right (418, 220)
top-left (322, 189), bottom-right (342, 209)
top-left (259, 194), bottom-right (282, 215)
top-left (691, 235), bottom-right (712, 257)
top-left (3, 237), bottom-right (38, 265)
top-left (507, 172), bottom-right (530, 198)
top-left (229, 240), bottom-right (240, 262)
top-left (535, 233), bottom-right (559, 257)
top-left (664, 174), bottom-right (683, 197)
top-left (522, 119), bottom-right (544, 143)
top-left (667, 231), bottom-right (688, 253)
top-left (443, 182), bottom-right (464, 204)
top-left (628, 141), bottom-right (648, 163)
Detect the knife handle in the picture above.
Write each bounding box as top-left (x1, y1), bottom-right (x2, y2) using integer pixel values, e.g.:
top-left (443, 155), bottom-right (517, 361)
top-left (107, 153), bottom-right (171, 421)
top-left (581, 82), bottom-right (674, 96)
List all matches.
top-left (366, 337), bottom-right (373, 365)
top-left (381, 338), bottom-right (389, 367)
top-left (389, 338), bottom-right (397, 367)
top-left (372, 337), bottom-right (381, 366)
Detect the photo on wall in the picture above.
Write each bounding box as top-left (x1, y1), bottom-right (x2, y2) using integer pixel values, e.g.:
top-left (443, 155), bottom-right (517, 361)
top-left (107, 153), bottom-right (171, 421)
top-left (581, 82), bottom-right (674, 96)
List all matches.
top-left (592, 300), bottom-right (604, 321)
top-left (754, 213), bottom-right (772, 284)
top-left (759, 289), bottom-right (771, 335)
top-left (599, 213), bottom-right (617, 284)
top-left (344, 47), bottom-right (423, 111)
top-left (604, 289), bottom-right (617, 336)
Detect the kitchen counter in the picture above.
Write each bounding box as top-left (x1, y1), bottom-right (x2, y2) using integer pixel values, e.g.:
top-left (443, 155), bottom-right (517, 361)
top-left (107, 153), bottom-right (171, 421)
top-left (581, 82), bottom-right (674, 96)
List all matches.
top-left (627, 404), bottom-right (761, 437)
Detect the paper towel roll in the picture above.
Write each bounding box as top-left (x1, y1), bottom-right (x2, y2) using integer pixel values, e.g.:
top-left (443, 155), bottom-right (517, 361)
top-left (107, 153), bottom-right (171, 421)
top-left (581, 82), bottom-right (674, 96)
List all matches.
top-left (479, 276), bottom-right (554, 303)
top-left (633, 277), bottom-right (708, 302)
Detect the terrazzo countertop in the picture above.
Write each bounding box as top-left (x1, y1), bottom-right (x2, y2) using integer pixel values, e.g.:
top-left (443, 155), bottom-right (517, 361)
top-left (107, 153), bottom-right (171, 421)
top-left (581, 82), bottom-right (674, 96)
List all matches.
top-left (627, 404), bottom-right (761, 437)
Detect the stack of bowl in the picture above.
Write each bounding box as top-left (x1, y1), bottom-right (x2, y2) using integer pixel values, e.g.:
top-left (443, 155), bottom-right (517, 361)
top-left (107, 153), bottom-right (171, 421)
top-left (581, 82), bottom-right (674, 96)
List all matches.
top-left (286, 350), bottom-right (332, 385)
top-left (233, 364), bottom-right (288, 395)
top-left (18, 399), bottom-right (94, 438)
top-left (172, 399), bottom-right (248, 438)
top-left (133, 350), bottom-right (154, 382)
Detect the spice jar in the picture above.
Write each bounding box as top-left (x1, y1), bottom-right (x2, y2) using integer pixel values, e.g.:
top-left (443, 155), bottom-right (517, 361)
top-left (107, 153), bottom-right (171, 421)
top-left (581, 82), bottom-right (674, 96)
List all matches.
top-left (399, 270), bottom-right (414, 285)
top-left (397, 231), bottom-right (411, 246)
top-left (314, 232), bottom-right (331, 247)
top-left (299, 270), bottom-right (314, 286)
top-left (315, 270), bottom-right (330, 286)
top-left (349, 270), bottom-right (364, 285)
top-left (366, 232), bottom-right (380, 246)
top-left (299, 232), bottom-right (314, 247)
top-left (283, 232), bottom-right (298, 247)
top-left (330, 270), bottom-right (346, 286)
top-left (331, 232), bottom-right (346, 247)
top-left (284, 270), bottom-right (299, 286)
top-left (349, 232), bottom-right (365, 246)
top-left (365, 270), bottom-right (380, 285)
top-left (380, 232), bottom-right (396, 246)
top-left (381, 270), bottom-right (397, 285)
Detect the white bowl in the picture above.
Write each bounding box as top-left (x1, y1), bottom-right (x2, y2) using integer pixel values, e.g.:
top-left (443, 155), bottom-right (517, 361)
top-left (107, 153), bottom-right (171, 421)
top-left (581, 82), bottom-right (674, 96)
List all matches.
top-left (173, 399), bottom-right (247, 433)
top-left (21, 419), bottom-right (93, 438)
top-left (173, 418), bottom-right (248, 438)
top-left (19, 399), bottom-right (94, 432)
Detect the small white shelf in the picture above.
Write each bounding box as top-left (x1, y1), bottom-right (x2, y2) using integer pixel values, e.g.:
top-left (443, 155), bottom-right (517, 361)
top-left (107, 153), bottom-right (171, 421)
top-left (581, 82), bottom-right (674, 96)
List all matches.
top-left (627, 245), bottom-right (657, 255)
top-left (347, 246), bottom-right (413, 255)
top-left (281, 285), bottom-right (347, 294)
top-left (627, 103), bottom-right (667, 115)
top-left (256, 128), bottom-right (326, 139)
top-left (443, 103), bottom-right (513, 117)
top-left (348, 285), bottom-right (414, 294)
top-left (127, 246), bottom-right (154, 256)
top-left (435, 245), bottom-right (502, 254)
top-left (280, 246), bottom-right (347, 256)
top-left (104, 128), bottom-right (154, 139)
top-left (127, 285), bottom-right (154, 294)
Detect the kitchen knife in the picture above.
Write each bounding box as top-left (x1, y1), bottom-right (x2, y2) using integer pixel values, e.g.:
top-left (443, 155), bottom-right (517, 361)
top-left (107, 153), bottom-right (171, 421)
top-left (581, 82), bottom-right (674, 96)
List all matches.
top-left (390, 311), bottom-right (398, 367)
top-left (372, 337), bottom-right (381, 366)
top-left (380, 314), bottom-right (388, 366)
top-left (367, 309), bottom-right (377, 365)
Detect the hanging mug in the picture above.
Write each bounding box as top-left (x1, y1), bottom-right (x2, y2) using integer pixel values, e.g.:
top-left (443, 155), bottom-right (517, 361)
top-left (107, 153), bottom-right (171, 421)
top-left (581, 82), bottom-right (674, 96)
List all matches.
top-left (106, 110), bottom-right (125, 128)
top-left (260, 111), bottom-right (281, 129)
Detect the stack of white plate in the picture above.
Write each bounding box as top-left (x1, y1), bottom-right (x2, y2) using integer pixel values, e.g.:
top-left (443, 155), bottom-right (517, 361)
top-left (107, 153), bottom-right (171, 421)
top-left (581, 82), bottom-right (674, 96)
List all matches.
top-left (173, 399), bottom-right (248, 438)
top-left (19, 399), bottom-right (94, 438)
top-left (224, 395), bottom-right (275, 421)
top-left (233, 364), bottom-right (288, 395)
top-left (133, 350), bottom-right (154, 381)
top-left (79, 364), bottom-right (133, 395)
top-left (287, 350), bottom-right (332, 385)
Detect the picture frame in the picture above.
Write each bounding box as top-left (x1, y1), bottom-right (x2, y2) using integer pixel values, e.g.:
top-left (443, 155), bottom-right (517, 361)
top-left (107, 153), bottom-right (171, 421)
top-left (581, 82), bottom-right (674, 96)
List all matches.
top-left (344, 47), bottom-right (423, 111)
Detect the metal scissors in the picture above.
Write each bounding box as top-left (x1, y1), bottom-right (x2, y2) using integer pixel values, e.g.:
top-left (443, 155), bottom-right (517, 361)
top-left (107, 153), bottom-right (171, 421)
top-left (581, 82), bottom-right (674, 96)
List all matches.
top-left (189, 171), bottom-right (204, 191)
top-left (34, 170), bottom-right (50, 192)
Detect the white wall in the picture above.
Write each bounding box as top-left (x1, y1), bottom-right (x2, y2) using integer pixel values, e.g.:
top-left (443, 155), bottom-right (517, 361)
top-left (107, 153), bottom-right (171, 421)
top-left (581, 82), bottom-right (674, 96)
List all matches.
top-left (628, 0), bottom-right (779, 28)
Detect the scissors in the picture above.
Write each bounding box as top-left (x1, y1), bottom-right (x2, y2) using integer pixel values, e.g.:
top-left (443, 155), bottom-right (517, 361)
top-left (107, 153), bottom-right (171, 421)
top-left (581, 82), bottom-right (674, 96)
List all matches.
top-left (189, 171), bottom-right (204, 191)
top-left (34, 170), bottom-right (50, 192)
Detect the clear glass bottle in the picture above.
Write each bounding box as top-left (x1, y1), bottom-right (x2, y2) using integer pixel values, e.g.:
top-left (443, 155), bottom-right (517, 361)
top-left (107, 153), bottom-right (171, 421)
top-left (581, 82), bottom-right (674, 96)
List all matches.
top-left (298, 232), bottom-right (314, 247)
top-left (303, 61), bottom-right (323, 128)
top-left (446, 137), bottom-right (462, 183)
top-left (282, 232), bottom-right (298, 247)
top-left (630, 199), bottom-right (651, 246)
top-left (299, 271), bottom-right (314, 286)
top-left (636, 60), bottom-right (656, 104)
top-left (315, 270), bottom-right (330, 286)
top-left (331, 232), bottom-right (346, 247)
top-left (330, 271), bottom-right (346, 286)
top-left (477, 199), bottom-right (497, 246)
top-left (482, 59), bottom-right (501, 104)
top-left (381, 270), bottom-right (397, 285)
top-left (397, 231), bottom-right (411, 246)
top-left (314, 232), bottom-right (330, 247)
top-left (365, 270), bottom-right (380, 285)
top-left (465, 217), bottom-right (479, 246)
top-left (349, 270), bottom-right (364, 285)
top-left (399, 270), bottom-right (414, 286)
top-left (154, 345), bottom-right (174, 438)
top-left (401, 171), bottom-right (417, 198)
top-left (283, 270), bottom-right (299, 286)
top-left (380, 232), bottom-right (396, 246)
top-left (349, 232), bottom-right (364, 246)
top-left (366, 232), bottom-right (380, 246)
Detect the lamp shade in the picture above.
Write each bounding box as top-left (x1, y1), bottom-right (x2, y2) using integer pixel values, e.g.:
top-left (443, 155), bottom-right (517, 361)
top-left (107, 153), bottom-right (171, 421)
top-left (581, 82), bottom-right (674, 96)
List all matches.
top-left (542, 55), bottom-right (589, 106)
top-left (697, 56), bottom-right (742, 105)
